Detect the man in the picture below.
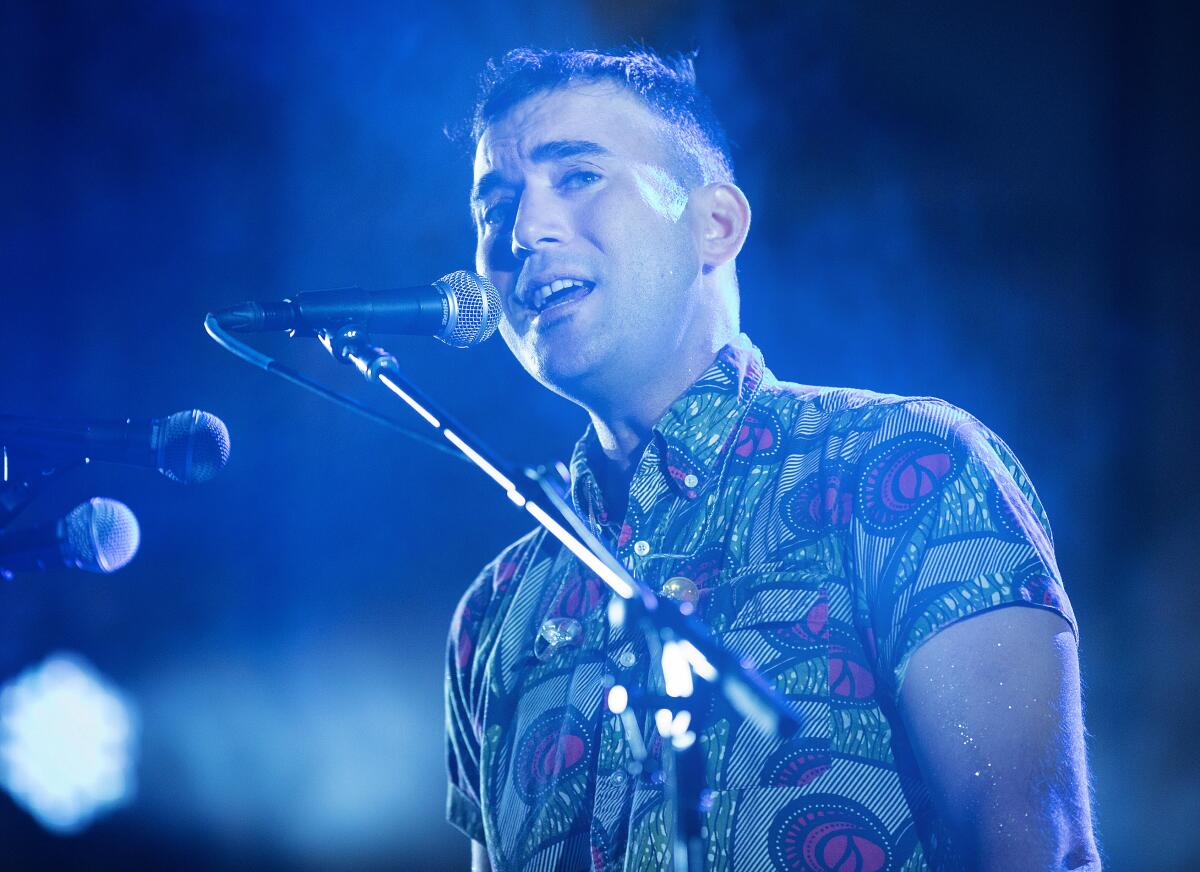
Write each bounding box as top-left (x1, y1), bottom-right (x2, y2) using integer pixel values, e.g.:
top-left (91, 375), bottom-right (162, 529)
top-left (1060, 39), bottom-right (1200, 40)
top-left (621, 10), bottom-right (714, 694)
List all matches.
top-left (446, 47), bottom-right (1099, 871)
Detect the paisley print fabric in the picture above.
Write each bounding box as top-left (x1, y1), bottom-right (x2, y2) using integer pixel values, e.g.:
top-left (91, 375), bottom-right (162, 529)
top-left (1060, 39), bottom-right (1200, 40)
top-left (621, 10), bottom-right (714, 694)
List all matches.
top-left (446, 334), bottom-right (1075, 870)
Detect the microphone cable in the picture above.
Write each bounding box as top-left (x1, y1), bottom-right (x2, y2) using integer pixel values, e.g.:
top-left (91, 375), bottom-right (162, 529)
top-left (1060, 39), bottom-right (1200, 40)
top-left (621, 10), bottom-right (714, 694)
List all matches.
top-left (203, 314), bottom-right (470, 465)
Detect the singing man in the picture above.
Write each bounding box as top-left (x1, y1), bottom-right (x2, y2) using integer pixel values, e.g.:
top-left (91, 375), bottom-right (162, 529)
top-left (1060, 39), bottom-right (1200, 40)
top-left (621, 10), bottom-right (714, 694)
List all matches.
top-left (445, 47), bottom-right (1099, 871)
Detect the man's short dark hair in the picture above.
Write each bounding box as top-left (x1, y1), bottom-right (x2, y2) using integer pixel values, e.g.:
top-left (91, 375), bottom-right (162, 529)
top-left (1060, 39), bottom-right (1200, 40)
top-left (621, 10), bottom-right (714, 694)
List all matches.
top-left (470, 47), bottom-right (735, 186)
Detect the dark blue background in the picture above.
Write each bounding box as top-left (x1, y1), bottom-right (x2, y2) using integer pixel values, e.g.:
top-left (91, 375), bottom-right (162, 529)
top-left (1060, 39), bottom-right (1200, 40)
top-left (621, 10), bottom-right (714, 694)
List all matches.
top-left (2, 1), bottom-right (1195, 868)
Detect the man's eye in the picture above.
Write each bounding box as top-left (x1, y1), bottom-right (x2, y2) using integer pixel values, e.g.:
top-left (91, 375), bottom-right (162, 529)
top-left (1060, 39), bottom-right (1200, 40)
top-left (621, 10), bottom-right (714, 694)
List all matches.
top-left (560, 170), bottom-right (601, 190)
top-left (482, 201), bottom-right (513, 227)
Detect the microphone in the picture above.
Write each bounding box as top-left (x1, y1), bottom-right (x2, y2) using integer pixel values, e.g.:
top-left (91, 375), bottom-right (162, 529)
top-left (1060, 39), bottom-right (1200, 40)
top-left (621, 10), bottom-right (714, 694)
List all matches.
top-left (0, 498), bottom-right (140, 575)
top-left (211, 270), bottom-right (502, 348)
top-left (0, 410), bottom-right (231, 484)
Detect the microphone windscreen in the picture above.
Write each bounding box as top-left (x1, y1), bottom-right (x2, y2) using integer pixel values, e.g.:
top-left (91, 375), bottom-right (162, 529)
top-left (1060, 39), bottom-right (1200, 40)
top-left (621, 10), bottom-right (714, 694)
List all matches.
top-left (436, 271), bottom-right (502, 348)
top-left (157, 410), bottom-right (231, 484)
top-left (63, 498), bottom-right (140, 573)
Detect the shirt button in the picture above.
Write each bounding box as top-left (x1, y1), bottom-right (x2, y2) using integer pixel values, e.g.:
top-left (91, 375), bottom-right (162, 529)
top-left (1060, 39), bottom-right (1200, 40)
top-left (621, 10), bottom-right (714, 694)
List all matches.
top-left (683, 473), bottom-right (699, 488)
top-left (618, 651), bottom-right (637, 668)
top-left (633, 540), bottom-right (651, 557)
top-left (612, 770), bottom-right (628, 785)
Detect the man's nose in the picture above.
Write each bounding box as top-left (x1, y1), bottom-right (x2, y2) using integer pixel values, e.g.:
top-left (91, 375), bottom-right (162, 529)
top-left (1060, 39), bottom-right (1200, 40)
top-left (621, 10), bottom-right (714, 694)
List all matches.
top-left (511, 188), bottom-right (570, 260)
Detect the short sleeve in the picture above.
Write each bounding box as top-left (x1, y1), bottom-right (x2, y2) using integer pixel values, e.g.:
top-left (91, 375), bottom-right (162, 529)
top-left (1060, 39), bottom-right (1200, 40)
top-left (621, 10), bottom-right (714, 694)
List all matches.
top-left (445, 562), bottom-right (495, 843)
top-left (847, 399), bottom-right (1077, 700)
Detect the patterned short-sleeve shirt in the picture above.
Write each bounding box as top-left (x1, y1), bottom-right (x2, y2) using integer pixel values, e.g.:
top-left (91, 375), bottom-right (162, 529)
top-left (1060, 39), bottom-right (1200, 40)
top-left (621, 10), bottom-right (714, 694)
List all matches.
top-left (446, 334), bottom-right (1076, 871)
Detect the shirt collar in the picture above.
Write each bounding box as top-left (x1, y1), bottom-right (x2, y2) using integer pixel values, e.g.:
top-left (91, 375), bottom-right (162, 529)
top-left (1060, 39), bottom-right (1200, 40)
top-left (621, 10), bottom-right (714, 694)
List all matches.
top-left (568, 333), bottom-right (766, 520)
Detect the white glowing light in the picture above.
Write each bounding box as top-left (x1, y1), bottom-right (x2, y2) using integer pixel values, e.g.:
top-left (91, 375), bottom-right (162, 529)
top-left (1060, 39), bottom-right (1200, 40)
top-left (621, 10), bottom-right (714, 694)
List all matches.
top-left (679, 640), bottom-right (718, 682)
top-left (655, 707), bottom-right (674, 737)
top-left (0, 653), bottom-right (138, 834)
top-left (670, 710), bottom-right (692, 736)
top-left (671, 730), bottom-right (697, 751)
top-left (607, 685), bottom-right (628, 715)
top-left (608, 596), bottom-right (627, 627)
top-left (443, 429), bottom-right (517, 493)
top-left (655, 709), bottom-right (693, 741)
top-left (661, 641), bottom-right (694, 698)
top-left (524, 501), bottom-right (636, 599)
top-left (376, 374), bottom-right (441, 428)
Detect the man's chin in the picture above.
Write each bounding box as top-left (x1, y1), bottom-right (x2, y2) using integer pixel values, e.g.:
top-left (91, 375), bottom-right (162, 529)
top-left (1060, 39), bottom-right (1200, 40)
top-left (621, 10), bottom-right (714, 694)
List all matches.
top-left (530, 355), bottom-right (598, 396)
top-left (503, 318), bottom-right (619, 402)
top-left (522, 343), bottom-right (614, 403)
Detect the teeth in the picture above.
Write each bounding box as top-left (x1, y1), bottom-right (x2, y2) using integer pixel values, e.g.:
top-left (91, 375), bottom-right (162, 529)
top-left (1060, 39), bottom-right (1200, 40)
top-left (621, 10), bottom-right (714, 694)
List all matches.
top-left (530, 278), bottom-right (587, 311)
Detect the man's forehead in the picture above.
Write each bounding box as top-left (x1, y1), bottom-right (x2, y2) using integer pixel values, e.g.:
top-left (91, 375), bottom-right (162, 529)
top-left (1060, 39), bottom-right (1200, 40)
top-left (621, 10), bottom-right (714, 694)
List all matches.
top-left (473, 82), bottom-right (667, 177)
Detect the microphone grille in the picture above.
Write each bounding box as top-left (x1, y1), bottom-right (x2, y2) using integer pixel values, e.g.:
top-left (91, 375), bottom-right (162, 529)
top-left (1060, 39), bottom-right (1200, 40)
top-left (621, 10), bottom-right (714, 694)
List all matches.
top-left (158, 410), bottom-right (232, 484)
top-left (63, 498), bottom-right (141, 574)
top-left (435, 271), bottom-right (502, 348)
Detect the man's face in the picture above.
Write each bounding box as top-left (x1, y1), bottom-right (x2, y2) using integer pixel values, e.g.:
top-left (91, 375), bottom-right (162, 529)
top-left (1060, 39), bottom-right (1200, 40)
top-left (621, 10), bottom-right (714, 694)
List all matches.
top-left (472, 82), bottom-right (703, 404)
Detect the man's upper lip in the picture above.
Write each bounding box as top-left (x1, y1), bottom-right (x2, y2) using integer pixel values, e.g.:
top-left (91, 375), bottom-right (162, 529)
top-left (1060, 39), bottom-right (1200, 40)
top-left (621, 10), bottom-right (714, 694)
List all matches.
top-left (516, 272), bottom-right (595, 309)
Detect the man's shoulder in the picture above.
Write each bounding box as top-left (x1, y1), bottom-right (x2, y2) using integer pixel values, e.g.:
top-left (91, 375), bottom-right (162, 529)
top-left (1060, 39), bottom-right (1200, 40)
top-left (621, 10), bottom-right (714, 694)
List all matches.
top-left (449, 525), bottom-right (555, 662)
top-left (458, 525), bottom-right (553, 606)
top-left (758, 373), bottom-right (979, 440)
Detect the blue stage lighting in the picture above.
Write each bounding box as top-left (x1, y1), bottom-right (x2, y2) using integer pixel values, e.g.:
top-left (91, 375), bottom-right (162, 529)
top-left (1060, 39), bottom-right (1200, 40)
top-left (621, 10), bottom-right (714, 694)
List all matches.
top-left (0, 653), bottom-right (139, 834)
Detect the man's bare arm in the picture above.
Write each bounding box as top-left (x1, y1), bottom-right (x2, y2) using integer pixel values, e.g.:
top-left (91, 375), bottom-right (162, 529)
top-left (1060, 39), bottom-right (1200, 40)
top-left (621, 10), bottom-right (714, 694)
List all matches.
top-left (899, 607), bottom-right (1100, 870)
top-left (472, 839), bottom-right (492, 872)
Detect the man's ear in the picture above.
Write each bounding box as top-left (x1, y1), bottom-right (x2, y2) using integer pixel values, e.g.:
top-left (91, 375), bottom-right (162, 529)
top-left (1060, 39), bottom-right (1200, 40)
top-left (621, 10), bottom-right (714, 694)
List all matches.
top-left (693, 183), bottom-right (751, 269)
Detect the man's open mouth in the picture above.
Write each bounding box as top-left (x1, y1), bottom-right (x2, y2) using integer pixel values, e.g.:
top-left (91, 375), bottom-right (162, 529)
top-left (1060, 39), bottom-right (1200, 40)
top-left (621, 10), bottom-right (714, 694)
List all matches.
top-left (528, 279), bottom-right (595, 314)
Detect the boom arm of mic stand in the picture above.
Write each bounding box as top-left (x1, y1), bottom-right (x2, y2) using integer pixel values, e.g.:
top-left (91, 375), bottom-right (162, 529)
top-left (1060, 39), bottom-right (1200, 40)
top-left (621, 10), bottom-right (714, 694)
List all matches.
top-left (202, 314), bottom-right (467, 463)
top-left (316, 324), bottom-right (800, 740)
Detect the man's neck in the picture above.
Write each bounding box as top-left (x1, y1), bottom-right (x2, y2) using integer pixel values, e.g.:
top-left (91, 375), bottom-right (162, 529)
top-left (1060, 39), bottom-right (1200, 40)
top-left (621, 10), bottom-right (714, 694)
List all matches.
top-left (587, 352), bottom-right (711, 466)
top-left (584, 342), bottom-right (728, 519)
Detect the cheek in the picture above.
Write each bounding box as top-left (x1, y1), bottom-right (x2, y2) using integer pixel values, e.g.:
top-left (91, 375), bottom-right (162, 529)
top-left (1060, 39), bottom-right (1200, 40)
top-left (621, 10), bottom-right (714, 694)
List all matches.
top-left (476, 230), bottom-right (504, 272)
top-left (477, 234), bottom-right (520, 296)
top-left (498, 318), bottom-right (520, 352)
top-left (631, 165), bottom-right (689, 222)
top-left (473, 230), bottom-right (486, 271)
top-left (477, 212), bottom-right (524, 263)
top-left (598, 190), bottom-right (688, 252)
top-left (604, 213), bottom-right (695, 285)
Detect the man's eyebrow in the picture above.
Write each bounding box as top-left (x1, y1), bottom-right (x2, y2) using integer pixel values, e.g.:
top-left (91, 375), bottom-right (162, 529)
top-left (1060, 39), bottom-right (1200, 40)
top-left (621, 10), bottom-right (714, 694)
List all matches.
top-left (471, 171), bottom-right (509, 206)
top-left (529, 139), bottom-right (610, 163)
top-left (471, 140), bottom-right (611, 205)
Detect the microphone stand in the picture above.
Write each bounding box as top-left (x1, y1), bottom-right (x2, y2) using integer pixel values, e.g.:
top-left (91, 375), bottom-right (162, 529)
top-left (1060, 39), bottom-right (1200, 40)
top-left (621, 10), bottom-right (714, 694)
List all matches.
top-left (204, 317), bottom-right (802, 872)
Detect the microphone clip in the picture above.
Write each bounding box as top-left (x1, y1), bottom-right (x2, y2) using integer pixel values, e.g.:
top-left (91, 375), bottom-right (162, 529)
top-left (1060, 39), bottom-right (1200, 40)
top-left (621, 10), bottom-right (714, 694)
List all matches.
top-left (317, 324), bottom-right (401, 383)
